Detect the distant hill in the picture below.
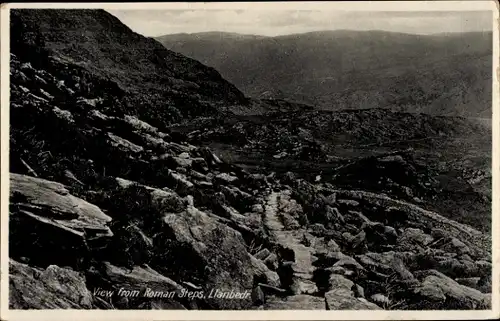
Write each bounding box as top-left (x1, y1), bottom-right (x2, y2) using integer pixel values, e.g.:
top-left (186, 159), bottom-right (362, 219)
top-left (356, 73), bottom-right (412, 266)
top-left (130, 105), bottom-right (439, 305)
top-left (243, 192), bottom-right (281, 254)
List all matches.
top-left (156, 30), bottom-right (492, 118)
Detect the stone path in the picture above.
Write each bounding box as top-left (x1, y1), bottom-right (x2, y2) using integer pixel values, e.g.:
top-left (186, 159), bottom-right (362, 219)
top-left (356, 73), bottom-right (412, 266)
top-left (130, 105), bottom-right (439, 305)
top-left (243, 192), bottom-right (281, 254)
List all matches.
top-left (264, 191), bottom-right (317, 295)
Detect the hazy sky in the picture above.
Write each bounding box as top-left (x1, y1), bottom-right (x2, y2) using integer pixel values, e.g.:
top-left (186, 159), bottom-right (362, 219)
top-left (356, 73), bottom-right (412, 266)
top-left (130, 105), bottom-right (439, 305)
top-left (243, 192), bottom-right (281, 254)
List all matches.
top-left (107, 10), bottom-right (493, 37)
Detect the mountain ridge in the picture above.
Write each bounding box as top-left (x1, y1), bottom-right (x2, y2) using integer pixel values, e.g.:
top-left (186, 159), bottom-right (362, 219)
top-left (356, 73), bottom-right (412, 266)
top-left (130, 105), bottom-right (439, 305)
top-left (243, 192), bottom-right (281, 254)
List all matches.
top-left (156, 29), bottom-right (492, 118)
top-left (11, 9), bottom-right (248, 128)
top-left (156, 29), bottom-right (492, 39)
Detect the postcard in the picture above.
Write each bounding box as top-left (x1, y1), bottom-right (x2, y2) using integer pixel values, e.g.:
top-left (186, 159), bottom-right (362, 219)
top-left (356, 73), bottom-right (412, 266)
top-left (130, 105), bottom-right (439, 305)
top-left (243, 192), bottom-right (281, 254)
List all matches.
top-left (1, 1), bottom-right (499, 320)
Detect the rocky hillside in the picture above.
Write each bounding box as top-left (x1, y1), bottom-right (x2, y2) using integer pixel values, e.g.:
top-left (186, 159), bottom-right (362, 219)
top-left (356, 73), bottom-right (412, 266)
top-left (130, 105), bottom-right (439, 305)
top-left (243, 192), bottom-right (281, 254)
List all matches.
top-left (11, 9), bottom-right (248, 128)
top-left (169, 107), bottom-right (492, 233)
top-left (9, 9), bottom-right (492, 311)
top-left (157, 30), bottom-right (492, 117)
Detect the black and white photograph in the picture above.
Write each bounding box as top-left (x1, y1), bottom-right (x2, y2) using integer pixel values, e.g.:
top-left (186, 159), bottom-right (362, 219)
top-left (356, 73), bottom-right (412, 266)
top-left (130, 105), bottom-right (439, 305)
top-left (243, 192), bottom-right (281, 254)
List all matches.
top-left (1, 1), bottom-right (498, 319)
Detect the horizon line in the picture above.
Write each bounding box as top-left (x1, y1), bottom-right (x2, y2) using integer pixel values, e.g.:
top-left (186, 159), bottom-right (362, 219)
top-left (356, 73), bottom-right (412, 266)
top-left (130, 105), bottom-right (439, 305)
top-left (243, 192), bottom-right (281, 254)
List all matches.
top-left (152, 28), bottom-right (494, 39)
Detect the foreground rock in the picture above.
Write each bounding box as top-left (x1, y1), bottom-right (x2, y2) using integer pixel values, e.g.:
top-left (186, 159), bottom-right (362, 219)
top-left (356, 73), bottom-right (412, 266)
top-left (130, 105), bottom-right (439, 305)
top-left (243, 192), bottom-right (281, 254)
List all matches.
top-left (9, 174), bottom-right (113, 269)
top-left (325, 289), bottom-right (381, 310)
top-left (153, 204), bottom-right (256, 309)
top-left (264, 294), bottom-right (325, 310)
top-left (10, 260), bottom-right (94, 309)
top-left (411, 270), bottom-right (491, 310)
top-left (7, 8), bottom-right (493, 311)
top-left (86, 262), bottom-right (187, 309)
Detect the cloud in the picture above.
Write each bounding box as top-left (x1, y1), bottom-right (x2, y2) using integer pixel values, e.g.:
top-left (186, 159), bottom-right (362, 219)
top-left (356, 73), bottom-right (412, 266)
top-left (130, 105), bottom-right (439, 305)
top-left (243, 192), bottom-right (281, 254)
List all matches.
top-left (107, 9), bottom-right (492, 37)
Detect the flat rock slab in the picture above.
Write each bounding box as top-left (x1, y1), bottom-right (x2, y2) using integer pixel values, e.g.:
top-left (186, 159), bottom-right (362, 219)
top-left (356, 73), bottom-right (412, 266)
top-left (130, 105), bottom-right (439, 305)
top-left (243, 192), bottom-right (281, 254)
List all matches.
top-left (10, 173), bottom-right (111, 222)
top-left (9, 174), bottom-right (113, 268)
top-left (413, 269), bottom-right (491, 309)
top-left (264, 294), bottom-right (325, 310)
top-left (9, 260), bottom-right (94, 309)
top-left (325, 289), bottom-right (381, 310)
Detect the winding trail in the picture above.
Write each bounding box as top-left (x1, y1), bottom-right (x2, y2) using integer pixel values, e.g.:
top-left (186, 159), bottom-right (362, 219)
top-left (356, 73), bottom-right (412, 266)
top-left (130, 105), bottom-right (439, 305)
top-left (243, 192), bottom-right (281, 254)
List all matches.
top-left (264, 191), bottom-right (317, 294)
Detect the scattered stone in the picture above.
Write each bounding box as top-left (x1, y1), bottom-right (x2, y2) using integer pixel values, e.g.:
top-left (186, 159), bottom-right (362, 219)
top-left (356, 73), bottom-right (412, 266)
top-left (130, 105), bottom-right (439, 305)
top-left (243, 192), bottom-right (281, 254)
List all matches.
top-left (397, 227), bottom-right (433, 251)
top-left (251, 286), bottom-right (265, 306)
top-left (264, 294), bottom-right (325, 310)
top-left (325, 206), bottom-right (345, 225)
top-left (264, 253), bottom-right (279, 271)
top-left (107, 132), bottom-right (144, 154)
top-left (326, 266), bottom-right (346, 276)
top-left (251, 204), bottom-right (264, 213)
top-left (214, 173), bottom-right (238, 185)
top-left (166, 170), bottom-right (194, 195)
top-left (254, 248), bottom-right (271, 261)
top-left (325, 288), bottom-right (381, 310)
top-left (455, 277), bottom-right (481, 289)
top-left (328, 274), bottom-right (354, 290)
top-left (353, 284), bottom-right (365, 298)
top-left (53, 106), bottom-right (75, 123)
top-left (370, 293), bottom-right (390, 306)
top-left (413, 270), bottom-right (491, 309)
top-left (170, 156), bottom-right (193, 168)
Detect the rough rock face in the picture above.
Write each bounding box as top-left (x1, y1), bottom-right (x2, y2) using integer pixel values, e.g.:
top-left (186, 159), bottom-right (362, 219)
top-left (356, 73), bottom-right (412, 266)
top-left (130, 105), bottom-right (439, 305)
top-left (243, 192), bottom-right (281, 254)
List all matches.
top-left (157, 205), bottom-right (255, 309)
top-left (10, 174), bottom-right (113, 269)
top-left (264, 295), bottom-right (325, 310)
top-left (412, 270), bottom-right (490, 309)
top-left (8, 8), bottom-right (492, 311)
top-left (87, 262), bottom-right (186, 309)
top-left (10, 9), bottom-right (248, 129)
top-left (10, 260), bottom-right (94, 309)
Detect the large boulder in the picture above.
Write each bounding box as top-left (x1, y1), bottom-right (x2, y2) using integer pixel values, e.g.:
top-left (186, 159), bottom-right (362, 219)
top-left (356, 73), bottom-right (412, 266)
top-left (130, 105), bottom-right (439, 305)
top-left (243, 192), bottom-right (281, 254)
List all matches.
top-left (264, 294), bottom-right (325, 310)
top-left (325, 288), bottom-right (381, 310)
top-left (86, 262), bottom-right (186, 309)
top-left (396, 228), bottom-right (434, 252)
top-left (356, 251), bottom-right (416, 282)
top-left (152, 204), bottom-right (256, 309)
top-left (328, 274), bottom-right (354, 291)
top-left (9, 174), bottom-right (112, 269)
top-left (10, 260), bottom-right (94, 309)
top-left (412, 270), bottom-right (491, 309)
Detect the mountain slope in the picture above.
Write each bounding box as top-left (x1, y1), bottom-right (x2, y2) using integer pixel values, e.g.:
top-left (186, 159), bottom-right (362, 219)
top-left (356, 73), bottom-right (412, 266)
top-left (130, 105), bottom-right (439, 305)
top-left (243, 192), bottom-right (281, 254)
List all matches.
top-left (156, 30), bottom-right (492, 117)
top-left (11, 9), bottom-right (248, 128)
top-left (169, 107), bottom-right (492, 232)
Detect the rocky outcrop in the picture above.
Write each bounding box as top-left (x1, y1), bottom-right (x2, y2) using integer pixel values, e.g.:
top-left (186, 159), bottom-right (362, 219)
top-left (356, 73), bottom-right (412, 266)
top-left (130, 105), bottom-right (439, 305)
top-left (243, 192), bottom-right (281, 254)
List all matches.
top-left (86, 262), bottom-right (186, 309)
top-left (264, 294), bottom-right (325, 310)
top-left (10, 260), bottom-right (94, 309)
top-left (412, 270), bottom-right (491, 309)
top-left (156, 204), bottom-right (255, 309)
top-left (10, 174), bottom-right (113, 269)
